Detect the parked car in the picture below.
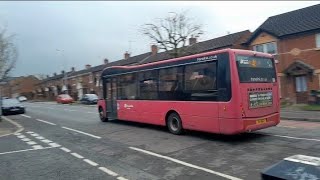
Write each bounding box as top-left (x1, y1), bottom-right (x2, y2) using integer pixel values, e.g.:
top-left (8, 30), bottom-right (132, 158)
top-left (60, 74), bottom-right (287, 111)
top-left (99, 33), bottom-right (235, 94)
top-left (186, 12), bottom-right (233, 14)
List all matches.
top-left (56, 94), bottom-right (74, 104)
top-left (1, 98), bottom-right (25, 115)
top-left (79, 94), bottom-right (99, 104)
top-left (17, 96), bottom-right (27, 102)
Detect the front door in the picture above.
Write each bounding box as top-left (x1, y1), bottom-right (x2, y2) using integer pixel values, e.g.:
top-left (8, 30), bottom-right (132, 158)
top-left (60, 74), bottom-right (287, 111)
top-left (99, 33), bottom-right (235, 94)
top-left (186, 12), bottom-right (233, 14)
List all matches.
top-left (106, 78), bottom-right (118, 119)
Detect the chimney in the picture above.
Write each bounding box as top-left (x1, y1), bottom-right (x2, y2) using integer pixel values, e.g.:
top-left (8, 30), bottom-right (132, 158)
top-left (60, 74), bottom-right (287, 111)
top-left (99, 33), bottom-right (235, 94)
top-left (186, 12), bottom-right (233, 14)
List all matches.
top-left (71, 67), bottom-right (75, 71)
top-left (151, 45), bottom-right (158, 55)
top-left (189, 36), bottom-right (197, 45)
top-left (85, 64), bottom-right (91, 69)
top-left (53, 72), bottom-right (57, 76)
top-left (61, 70), bottom-right (65, 74)
top-left (104, 58), bottom-right (109, 64)
top-left (124, 51), bottom-right (130, 60)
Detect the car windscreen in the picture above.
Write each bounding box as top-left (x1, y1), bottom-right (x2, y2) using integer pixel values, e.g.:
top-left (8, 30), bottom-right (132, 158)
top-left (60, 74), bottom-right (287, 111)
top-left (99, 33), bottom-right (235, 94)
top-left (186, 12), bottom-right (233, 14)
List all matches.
top-left (2, 99), bottom-right (21, 107)
top-left (86, 94), bottom-right (98, 99)
top-left (236, 55), bottom-right (276, 83)
top-left (60, 94), bottom-right (71, 98)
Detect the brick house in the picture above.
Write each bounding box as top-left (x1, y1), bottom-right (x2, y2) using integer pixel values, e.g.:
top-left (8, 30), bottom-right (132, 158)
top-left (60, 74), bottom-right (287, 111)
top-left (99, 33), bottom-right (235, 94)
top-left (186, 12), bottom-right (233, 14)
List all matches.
top-left (34, 30), bottom-right (251, 101)
top-left (246, 4), bottom-right (320, 104)
top-left (0, 75), bottom-right (40, 99)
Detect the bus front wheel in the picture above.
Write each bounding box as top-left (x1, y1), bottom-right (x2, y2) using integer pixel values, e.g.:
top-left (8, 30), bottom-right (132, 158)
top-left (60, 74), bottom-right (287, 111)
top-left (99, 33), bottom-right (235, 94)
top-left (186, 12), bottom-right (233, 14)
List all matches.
top-left (167, 112), bottom-right (183, 135)
top-left (99, 107), bottom-right (108, 122)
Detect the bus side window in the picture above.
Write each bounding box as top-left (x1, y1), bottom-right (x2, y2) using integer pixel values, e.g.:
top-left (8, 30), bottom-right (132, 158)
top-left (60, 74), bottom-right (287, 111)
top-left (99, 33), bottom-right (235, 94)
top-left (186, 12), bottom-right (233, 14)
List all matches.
top-left (138, 70), bottom-right (158, 100)
top-left (159, 67), bottom-right (183, 100)
top-left (184, 61), bottom-right (218, 101)
top-left (118, 74), bottom-right (137, 100)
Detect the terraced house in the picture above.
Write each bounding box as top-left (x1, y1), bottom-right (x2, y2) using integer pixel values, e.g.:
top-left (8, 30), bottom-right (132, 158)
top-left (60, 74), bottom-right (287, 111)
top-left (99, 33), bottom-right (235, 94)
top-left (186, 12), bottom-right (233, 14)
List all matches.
top-left (246, 4), bottom-right (320, 103)
top-left (34, 30), bottom-right (251, 101)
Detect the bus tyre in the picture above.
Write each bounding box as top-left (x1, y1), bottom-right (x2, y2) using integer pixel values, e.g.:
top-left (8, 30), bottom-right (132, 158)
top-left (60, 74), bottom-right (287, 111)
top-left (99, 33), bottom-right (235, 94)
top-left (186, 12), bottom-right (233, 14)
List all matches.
top-left (99, 107), bottom-right (108, 122)
top-left (167, 113), bottom-right (183, 135)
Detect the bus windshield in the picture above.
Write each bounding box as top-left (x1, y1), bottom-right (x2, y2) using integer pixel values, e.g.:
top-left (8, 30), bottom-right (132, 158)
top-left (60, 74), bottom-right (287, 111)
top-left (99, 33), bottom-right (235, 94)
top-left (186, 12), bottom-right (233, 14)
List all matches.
top-left (236, 55), bottom-right (276, 83)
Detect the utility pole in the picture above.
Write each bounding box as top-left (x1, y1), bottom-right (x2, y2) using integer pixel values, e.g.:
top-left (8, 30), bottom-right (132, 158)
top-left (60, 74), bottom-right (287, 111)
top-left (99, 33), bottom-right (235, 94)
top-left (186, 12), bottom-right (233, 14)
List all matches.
top-left (56, 49), bottom-right (68, 94)
top-left (0, 81), bottom-right (6, 121)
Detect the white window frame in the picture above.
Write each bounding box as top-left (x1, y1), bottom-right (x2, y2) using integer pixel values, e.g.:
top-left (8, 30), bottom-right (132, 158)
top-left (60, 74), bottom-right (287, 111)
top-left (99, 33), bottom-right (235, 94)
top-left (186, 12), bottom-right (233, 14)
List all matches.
top-left (316, 33), bottom-right (320, 48)
top-left (253, 42), bottom-right (277, 55)
top-left (295, 76), bottom-right (307, 92)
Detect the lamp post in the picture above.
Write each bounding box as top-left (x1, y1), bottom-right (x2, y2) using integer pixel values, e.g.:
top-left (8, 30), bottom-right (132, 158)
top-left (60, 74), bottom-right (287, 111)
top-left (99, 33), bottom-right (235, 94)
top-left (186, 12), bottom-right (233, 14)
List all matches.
top-left (56, 49), bottom-right (68, 94)
top-left (0, 81), bottom-right (7, 121)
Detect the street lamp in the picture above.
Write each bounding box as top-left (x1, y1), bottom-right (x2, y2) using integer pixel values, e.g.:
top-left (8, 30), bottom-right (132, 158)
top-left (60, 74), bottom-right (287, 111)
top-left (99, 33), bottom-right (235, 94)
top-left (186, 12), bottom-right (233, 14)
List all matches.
top-left (56, 49), bottom-right (68, 94)
top-left (0, 81), bottom-right (7, 120)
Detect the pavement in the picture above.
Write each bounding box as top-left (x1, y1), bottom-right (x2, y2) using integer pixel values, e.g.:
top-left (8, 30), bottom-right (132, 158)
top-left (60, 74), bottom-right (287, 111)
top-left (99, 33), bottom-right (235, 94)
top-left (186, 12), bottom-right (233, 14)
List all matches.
top-left (0, 101), bottom-right (319, 180)
top-left (281, 109), bottom-right (320, 122)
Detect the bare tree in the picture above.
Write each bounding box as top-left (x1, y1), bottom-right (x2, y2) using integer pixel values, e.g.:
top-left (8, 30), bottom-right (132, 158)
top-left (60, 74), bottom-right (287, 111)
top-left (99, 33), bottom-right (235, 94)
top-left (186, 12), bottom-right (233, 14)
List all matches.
top-left (142, 12), bottom-right (203, 58)
top-left (0, 26), bottom-right (17, 81)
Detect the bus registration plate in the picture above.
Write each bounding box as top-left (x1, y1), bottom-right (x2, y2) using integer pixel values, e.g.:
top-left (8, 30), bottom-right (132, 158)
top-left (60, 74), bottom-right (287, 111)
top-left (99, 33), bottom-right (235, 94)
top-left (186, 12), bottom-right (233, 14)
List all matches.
top-left (256, 119), bottom-right (267, 124)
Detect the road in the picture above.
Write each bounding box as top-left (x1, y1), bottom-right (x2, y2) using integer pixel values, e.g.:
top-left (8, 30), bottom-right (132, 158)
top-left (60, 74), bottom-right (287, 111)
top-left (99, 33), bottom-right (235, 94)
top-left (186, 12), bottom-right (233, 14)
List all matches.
top-left (1, 102), bottom-right (320, 180)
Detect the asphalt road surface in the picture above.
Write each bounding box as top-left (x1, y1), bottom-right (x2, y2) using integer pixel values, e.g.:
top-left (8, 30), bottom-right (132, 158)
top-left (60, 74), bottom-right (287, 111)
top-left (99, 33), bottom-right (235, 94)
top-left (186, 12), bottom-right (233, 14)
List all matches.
top-left (1, 102), bottom-right (320, 180)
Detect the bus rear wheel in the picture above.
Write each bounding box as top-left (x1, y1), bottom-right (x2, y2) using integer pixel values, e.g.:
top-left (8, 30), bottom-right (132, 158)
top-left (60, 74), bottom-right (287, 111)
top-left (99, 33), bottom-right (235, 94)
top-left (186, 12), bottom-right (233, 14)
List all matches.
top-left (99, 107), bottom-right (108, 122)
top-left (167, 112), bottom-right (183, 135)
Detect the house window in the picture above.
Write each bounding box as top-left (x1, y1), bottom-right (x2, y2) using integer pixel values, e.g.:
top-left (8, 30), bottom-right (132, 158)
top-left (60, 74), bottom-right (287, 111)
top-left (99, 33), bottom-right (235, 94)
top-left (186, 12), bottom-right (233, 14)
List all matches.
top-left (253, 42), bottom-right (277, 54)
top-left (316, 34), bottom-right (320, 48)
top-left (89, 74), bottom-right (93, 83)
top-left (295, 76), bottom-right (307, 92)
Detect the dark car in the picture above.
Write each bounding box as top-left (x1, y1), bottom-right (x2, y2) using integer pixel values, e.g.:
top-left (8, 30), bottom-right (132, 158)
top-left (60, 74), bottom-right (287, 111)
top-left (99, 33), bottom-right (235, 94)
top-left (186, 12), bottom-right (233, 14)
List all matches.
top-left (79, 94), bottom-right (98, 105)
top-left (1, 98), bottom-right (25, 115)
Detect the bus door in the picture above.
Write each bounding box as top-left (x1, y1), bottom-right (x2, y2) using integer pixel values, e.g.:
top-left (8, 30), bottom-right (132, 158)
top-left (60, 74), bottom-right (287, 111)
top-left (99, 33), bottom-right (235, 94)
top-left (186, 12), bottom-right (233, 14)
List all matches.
top-left (106, 78), bottom-right (118, 119)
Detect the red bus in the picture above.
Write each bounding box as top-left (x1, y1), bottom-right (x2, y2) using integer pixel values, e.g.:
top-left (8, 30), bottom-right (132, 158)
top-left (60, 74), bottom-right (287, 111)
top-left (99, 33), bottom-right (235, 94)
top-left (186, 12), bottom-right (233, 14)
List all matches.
top-left (97, 49), bottom-right (280, 135)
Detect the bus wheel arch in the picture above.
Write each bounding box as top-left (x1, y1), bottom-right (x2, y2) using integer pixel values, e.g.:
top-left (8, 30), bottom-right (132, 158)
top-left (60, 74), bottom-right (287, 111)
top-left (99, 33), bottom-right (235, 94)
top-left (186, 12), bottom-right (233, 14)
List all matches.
top-left (98, 106), bottom-right (108, 122)
top-left (165, 110), bottom-right (184, 135)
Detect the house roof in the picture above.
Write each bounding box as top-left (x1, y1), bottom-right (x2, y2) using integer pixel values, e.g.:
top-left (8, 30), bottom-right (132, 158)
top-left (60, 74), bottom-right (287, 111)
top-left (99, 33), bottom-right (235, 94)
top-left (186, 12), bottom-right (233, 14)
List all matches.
top-left (247, 4), bottom-right (320, 43)
top-left (38, 30), bottom-right (250, 85)
top-left (138, 30), bottom-right (250, 65)
top-left (284, 60), bottom-right (315, 75)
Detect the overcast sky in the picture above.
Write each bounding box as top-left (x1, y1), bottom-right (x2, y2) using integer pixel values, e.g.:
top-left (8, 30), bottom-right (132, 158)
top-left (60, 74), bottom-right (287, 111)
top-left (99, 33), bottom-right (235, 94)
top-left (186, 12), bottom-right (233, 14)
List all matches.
top-left (0, 1), bottom-right (319, 77)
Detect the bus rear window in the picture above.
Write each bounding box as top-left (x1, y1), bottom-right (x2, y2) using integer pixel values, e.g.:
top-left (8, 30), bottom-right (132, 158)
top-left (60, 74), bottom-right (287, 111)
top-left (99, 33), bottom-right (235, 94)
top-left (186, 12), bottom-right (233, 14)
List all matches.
top-left (236, 55), bottom-right (276, 83)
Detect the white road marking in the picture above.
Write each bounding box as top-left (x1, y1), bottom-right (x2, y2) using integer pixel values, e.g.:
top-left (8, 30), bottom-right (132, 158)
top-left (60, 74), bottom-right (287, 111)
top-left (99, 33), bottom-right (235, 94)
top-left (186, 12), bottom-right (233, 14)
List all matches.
top-left (270, 134), bottom-right (320, 142)
top-left (26, 131), bottom-right (34, 134)
top-left (60, 147), bottom-right (71, 153)
top-left (71, 153), bottom-right (84, 159)
top-left (0, 116), bottom-right (24, 138)
top-left (64, 109), bottom-right (77, 112)
top-left (83, 159), bottom-right (99, 166)
top-left (35, 136), bottom-right (45, 140)
top-left (15, 133), bottom-right (21, 136)
top-left (20, 114), bottom-right (31, 118)
top-left (62, 127), bottom-right (101, 139)
top-left (98, 167), bottom-right (118, 176)
top-left (117, 177), bottom-right (128, 180)
top-left (130, 147), bottom-right (243, 180)
top-left (32, 145), bottom-right (44, 149)
top-left (0, 147), bottom-right (56, 155)
top-left (36, 119), bottom-right (56, 125)
top-left (17, 135), bottom-right (26, 138)
top-left (278, 125), bottom-right (297, 129)
top-left (48, 143), bottom-right (61, 147)
top-left (86, 112), bottom-right (96, 114)
top-left (30, 133), bottom-right (39, 137)
top-left (21, 138), bottom-right (31, 142)
top-left (41, 139), bottom-right (53, 143)
top-left (27, 141), bottom-right (37, 145)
